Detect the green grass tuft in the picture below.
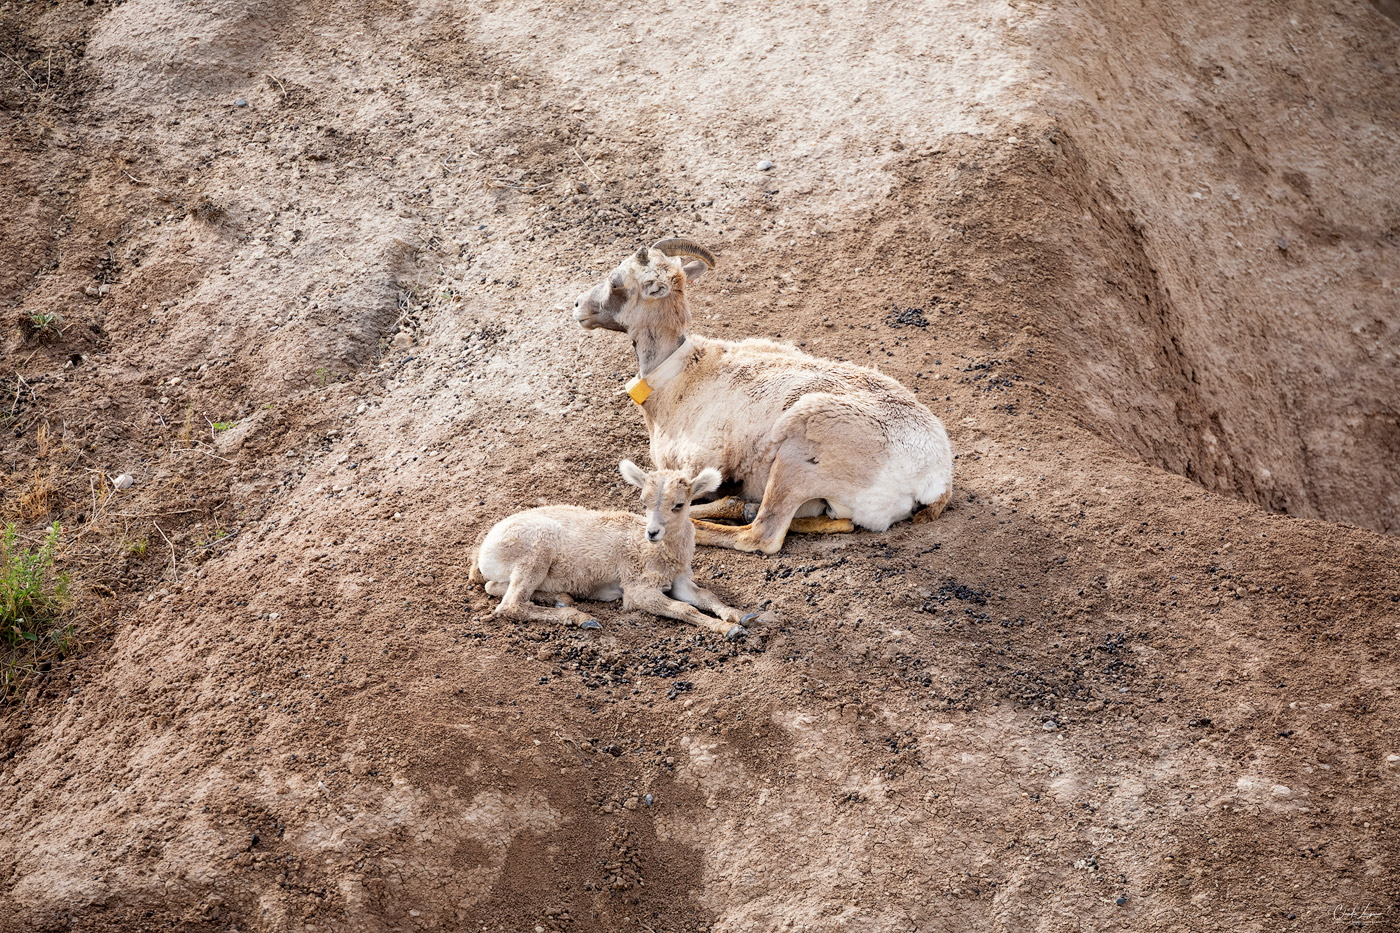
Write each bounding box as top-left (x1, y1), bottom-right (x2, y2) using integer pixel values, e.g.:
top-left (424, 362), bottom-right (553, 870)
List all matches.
top-left (1, 522), bottom-right (71, 648)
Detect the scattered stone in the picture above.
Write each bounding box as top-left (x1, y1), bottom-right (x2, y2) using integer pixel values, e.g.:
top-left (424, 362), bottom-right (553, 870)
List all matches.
top-left (757, 160), bottom-right (774, 171)
top-left (391, 331), bottom-right (413, 350)
top-left (235, 98), bottom-right (248, 107)
top-left (1271, 784), bottom-right (1291, 797)
top-left (643, 794), bottom-right (654, 806)
top-left (1116, 896), bottom-right (1127, 907)
top-left (1042, 719), bottom-right (1058, 731)
top-left (113, 473), bottom-right (134, 490)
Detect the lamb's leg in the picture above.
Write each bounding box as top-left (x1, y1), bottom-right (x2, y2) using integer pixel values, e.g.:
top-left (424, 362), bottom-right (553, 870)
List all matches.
top-left (486, 580), bottom-right (577, 609)
top-left (668, 572), bottom-right (757, 631)
top-left (693, 444), bottom-right (824, 554)
top-left (624, 584), bottom-right (746, 640)
top-left (493, 561), bottom-right (597, 628)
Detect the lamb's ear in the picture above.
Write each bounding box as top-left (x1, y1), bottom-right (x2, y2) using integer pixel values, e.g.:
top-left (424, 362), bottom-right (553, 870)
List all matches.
top-left (619, 459), bottom-right (649, 488)
top-left (689, 467), bottom-right (722, 500)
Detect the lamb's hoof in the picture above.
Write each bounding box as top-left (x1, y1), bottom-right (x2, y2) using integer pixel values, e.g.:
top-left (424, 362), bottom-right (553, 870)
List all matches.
top-left (580, 619), bottom-right (602, 631)
top-left (725, 624), bottom-right (747, 641)
top-left (740, 612), bottom-right (759, 625)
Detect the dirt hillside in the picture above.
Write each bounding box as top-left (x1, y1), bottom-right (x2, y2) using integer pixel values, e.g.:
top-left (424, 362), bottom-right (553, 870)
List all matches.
top-left (2, 1), bottom-right (1398, 931)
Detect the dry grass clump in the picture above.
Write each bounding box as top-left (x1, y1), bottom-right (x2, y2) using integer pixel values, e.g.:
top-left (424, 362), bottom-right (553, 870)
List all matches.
top-left (16, 470), bottom-right (57, 522)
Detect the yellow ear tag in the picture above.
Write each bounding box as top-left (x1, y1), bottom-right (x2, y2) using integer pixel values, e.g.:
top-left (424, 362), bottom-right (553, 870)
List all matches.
top-left (626, 375), bottom-right (652, 405)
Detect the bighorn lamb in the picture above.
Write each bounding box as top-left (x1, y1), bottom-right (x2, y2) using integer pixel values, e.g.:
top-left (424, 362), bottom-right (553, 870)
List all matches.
top-left (469, 460), bottom-right (754, 638)
top-left (571, 239), bottom-right (953, 554)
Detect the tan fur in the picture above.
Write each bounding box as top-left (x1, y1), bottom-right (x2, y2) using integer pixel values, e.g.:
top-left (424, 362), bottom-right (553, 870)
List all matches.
top-left (573, 246), bottom-right (954, 554)
top-left (471, 461), bottom-right (749, 637)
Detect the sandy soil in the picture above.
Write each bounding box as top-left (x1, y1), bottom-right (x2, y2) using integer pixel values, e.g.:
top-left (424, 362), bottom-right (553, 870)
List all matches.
top-left (1, 0), bottom-right (1398, 930)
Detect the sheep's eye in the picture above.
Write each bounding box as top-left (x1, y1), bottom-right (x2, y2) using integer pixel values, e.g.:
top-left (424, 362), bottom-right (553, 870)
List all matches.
top-left (672, 503), bottom-right (684, 511)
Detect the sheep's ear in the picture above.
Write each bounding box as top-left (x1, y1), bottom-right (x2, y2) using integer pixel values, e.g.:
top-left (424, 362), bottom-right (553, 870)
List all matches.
top-left (619, 459), bottom-right (649, 488)
top-left (681, 260), bottom-right (710, 283)
top-left (689, 467), bottom-right (722, 500)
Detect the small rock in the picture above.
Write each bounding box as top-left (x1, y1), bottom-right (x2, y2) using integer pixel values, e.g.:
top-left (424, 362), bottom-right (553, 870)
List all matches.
top-left (1042, 720), bottom-right (1058, 732)
top-left (391, 331), bottom-right (413, 350)
top-left (623, 796), bottom-right (639, 810)
top-left (113, 473), bottom-right (135, 490)
top-left (1084, 700), bottom-right (1104, 713)
top-left (757, 160), bottom-right (774, 171)
top-left (643, 794), bottom-right (654, 806)
top-left (1116, 896), bottom-right (1127, 907)
top-left (1387, 754), bottom-right (1399, 764)
top-left (1276, 235), bottom-right (1288, 250)
top-left (235, 98), bottom-right (248, 107)
top-left (99, 284), bottom-right (111, 296)
top-left (1271, 784), bottom-right (1291, 797)
top-left (84, 286), bottom-right (100, 297)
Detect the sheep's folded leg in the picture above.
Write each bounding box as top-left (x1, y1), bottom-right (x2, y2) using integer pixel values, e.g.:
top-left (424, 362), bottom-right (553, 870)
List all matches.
top-left (912, 488), bottom-right (952, 525)
top-left (789, 517), bottom-right (854, 535)
top-left (689, 496), bottom-right (753, 523)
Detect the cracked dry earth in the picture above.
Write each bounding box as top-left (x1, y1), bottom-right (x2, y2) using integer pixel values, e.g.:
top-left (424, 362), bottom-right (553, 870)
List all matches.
top-left (2, 0), bottom-right (1399, 931)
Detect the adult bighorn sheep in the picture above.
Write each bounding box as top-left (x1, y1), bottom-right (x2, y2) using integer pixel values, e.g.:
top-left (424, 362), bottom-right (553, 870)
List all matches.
top-left (571, 239), bottom-right (952, 554)
top-left (470, 459), bottom-right (754, 638)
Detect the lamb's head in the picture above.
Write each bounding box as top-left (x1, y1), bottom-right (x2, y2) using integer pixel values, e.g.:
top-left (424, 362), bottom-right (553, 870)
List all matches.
top-left (573, 239), bottom-right (715, 336)
top-left (619, 458), bottom-right (722, 543)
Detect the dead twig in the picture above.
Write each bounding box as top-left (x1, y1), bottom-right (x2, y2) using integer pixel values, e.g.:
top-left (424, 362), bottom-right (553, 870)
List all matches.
top-left (123, 170), bottom-right (151, 187)
top-left (265, 73), bottom-right (287, 98)
top-left (0, 50), bottom-right (38, 88)
top-left (572, 146), bottom-right (602, 182)
top-left (152, 521), bottom-right (178, 583)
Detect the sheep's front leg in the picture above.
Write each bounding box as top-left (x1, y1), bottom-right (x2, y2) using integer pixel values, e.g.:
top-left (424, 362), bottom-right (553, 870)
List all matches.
top-left (668, 573), bottom-right (755, 632)
top-left (689, 496), bottom-right (750, 523)
top-left (624, 584), bottom-right (747, 640)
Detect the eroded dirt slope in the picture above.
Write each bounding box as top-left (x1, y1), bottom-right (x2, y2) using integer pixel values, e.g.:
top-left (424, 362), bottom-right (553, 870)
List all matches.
top-left (1, 1), bottom-right (1398, 931)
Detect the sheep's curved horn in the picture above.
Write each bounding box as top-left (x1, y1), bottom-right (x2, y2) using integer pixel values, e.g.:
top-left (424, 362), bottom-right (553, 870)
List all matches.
top-left (651, 238), bottom-right (716, 269)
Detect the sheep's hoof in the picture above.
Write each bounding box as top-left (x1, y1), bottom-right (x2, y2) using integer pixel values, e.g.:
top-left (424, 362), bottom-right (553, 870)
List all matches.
top-left (739, 612), bottom-right (759, 625)
top-left (724, 624), bottom-right (747, 641)
top-left (580, 619), bottom-right (602, 631)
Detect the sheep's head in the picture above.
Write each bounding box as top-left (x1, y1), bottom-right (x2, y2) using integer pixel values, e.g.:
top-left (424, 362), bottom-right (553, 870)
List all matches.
top-left (573, 239), bottom-right (715, 335)
top-left (619, 459), bottom-right (722, 543)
